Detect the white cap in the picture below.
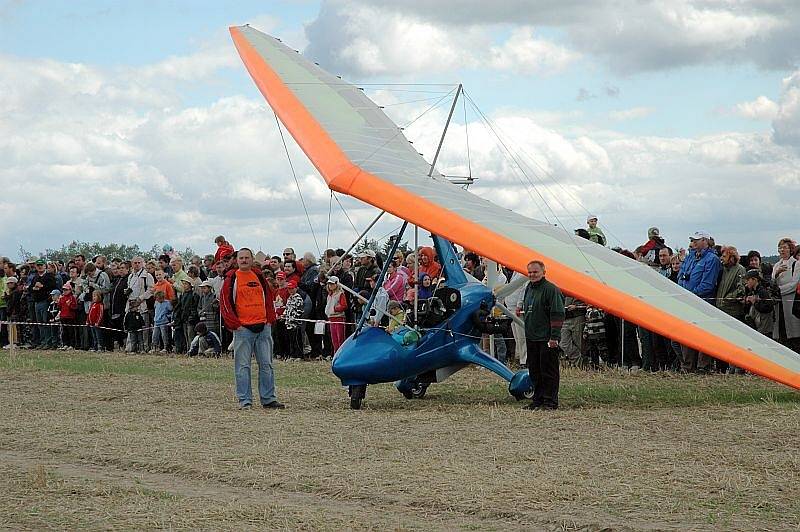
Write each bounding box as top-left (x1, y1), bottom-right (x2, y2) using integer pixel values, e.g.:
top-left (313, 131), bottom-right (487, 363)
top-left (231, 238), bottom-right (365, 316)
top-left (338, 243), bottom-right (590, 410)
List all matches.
top-left (587, 214), bottom-right (598, 222)
top-left (689, 230), bottom-right (711, 240)
top-left (327, 276), bottom-right (339, 284)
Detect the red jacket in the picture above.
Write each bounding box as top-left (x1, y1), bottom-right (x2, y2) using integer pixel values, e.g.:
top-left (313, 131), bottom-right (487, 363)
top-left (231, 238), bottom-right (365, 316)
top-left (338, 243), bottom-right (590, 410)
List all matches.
top-left (214, 242), bottom-right (235, 264)
top-left (220, 268), bottom-right (276, 330)
top-left (87, 302), bottom-right (104, 326)
top-left (57, 294), bottom-right (78, 320)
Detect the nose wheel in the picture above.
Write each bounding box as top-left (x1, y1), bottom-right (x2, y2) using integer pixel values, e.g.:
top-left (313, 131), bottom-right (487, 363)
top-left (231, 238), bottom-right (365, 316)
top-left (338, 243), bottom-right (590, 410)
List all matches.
top-left (348, 384), bottom-right (367, 410)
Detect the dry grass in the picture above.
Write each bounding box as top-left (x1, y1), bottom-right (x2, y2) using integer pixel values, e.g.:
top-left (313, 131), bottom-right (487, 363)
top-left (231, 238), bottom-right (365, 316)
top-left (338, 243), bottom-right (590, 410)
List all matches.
top-left (1, 349), bottom-right (799, 531)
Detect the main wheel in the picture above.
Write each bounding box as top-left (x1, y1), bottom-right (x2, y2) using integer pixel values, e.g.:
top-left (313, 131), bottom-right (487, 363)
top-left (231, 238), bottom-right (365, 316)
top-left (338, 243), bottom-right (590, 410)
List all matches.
top-left (523, 388), bottom-right (535, 400)
top-left (348, 385), bottom-right (367, 410)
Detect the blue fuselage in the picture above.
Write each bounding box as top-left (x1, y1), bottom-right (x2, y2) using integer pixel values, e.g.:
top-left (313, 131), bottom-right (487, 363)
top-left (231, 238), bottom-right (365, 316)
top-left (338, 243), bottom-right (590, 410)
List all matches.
top-left (332, 282), bottom-right (499, 385)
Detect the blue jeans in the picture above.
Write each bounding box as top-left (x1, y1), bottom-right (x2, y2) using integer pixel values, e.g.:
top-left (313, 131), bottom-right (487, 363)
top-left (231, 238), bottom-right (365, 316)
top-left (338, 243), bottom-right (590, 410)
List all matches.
top-left (152, 325), bottom-right (172, 351)
top-left (91, 327), bottom-right (103, 350)
top-left (233, 325), bottom-right (276, 407)
top-left (34, 301), bottom-right (50, 347)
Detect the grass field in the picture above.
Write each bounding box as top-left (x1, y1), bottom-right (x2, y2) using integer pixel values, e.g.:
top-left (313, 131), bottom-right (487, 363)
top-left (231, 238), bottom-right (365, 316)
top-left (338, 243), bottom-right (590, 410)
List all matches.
top-left (1, 349), bottom-right (798, 530)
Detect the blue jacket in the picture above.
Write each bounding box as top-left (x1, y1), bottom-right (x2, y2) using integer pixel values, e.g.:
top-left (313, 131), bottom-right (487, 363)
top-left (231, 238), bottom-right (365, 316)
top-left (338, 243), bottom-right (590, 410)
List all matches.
top-left (678, 248), bottom-right (721, 299)
top-left (154, 300), bottom-right (173, 326)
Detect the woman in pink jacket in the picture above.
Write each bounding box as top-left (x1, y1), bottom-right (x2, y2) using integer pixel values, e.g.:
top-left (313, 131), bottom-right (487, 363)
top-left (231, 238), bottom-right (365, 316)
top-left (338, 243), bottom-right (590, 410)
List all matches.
top-left (383, 262), bottom-right (407, 302)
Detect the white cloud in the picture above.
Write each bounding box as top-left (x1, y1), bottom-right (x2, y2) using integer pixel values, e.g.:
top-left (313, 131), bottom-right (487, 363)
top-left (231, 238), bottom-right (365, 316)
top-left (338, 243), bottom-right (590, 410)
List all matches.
top-left (734, 96), bottom-right (779, 120)
top-left (488, 27), bottom-right (579, 75)
top-left (314, 0), bottom-right (800, 74)
top-left (772, 70), bottom-right (800, 149)
top-left (304, 1), bottom-right (577, 77)
top-left (608, 107), bottom-right (655, 121)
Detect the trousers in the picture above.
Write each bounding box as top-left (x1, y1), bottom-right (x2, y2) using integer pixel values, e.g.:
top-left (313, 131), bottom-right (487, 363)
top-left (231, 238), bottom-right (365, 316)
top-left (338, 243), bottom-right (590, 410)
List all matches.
top-left (526, 339), bottom-right (560, 408)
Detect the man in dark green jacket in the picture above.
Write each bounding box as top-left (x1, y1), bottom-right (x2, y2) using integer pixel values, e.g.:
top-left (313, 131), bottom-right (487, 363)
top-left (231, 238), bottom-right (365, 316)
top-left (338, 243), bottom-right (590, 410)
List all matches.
top-left (518, 260), bottom-right (566, 410)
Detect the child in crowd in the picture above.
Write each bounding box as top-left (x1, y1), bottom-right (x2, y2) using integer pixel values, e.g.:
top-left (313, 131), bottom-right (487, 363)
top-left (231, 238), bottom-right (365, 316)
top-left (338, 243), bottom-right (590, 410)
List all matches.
top-left (325, 276), bottom-right (347, 354)
top-left (187, 322), bottom-right (221, 357)
top-left (173, 278), bottom-right (199, 354)
top-left (197, 280), bottom-right (219, 339)
top-left (46, 289), bottom-right (61, 349)
top-left (152, 290), bottom-right (173, 353)
top-left (272, 271), bottom-right (290, 358)
top-left (583, 306), bottom-right (608, 368)
top-left (283, 279), bottom-right (305, 359)
top-left (124, 298), bottom-right (145, 353)
top-left (152, 268), bottom-right (176, 302)
top-left (386, 300), bottom-right (406, 334)
top-left (57, 283), bottom-right (79, 350)
top-left (87, 290), bottom-right (105, 351)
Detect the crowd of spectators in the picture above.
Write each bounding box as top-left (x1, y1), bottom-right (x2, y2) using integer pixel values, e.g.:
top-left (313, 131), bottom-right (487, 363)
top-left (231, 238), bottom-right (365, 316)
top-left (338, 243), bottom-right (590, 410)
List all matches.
top-left (1, 221), bottom-right (798, 375)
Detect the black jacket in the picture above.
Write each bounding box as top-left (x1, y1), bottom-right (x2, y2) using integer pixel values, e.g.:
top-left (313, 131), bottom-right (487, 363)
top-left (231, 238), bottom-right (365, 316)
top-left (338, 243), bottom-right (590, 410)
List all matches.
top-left (30, 272), bottom-right (55, 302)
top-left (173, 289), bottom-right (200, 325)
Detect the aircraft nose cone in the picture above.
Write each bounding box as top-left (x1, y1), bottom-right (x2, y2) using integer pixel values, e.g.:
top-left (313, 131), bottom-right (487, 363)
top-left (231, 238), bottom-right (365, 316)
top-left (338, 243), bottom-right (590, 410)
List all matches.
top-left (331, 328), bottom-right (401, 385)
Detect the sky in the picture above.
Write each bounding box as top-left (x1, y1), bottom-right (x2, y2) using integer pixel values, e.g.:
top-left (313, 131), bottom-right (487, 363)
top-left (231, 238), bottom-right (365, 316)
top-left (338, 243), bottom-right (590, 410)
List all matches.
top-left (1, 0), bottom-right (799, 260)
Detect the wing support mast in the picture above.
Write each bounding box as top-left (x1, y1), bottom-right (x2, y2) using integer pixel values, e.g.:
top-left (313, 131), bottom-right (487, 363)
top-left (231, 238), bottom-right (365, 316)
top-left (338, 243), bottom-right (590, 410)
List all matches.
top-left (414, 83), bottom-right (463, 323)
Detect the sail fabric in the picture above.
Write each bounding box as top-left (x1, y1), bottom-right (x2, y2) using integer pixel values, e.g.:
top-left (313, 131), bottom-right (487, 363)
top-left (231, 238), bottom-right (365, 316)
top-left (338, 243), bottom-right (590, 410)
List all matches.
top-left (230, 25), bottom-right (800, 390)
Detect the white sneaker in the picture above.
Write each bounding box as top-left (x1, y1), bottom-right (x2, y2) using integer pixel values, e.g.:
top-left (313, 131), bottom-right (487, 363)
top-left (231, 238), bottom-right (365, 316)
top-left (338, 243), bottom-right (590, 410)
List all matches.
top-left (2, 344), bottom-right (12, 350)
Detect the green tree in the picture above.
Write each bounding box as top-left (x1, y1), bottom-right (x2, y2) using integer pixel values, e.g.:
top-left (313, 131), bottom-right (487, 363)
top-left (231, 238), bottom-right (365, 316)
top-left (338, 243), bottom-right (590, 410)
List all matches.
top-left (21, 241), bottom-right (195, 264)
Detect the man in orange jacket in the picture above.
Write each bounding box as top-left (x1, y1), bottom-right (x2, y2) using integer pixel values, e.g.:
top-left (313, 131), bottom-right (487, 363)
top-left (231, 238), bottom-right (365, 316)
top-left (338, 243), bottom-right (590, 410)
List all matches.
top-left (220, 248), bottom-right (285, 410)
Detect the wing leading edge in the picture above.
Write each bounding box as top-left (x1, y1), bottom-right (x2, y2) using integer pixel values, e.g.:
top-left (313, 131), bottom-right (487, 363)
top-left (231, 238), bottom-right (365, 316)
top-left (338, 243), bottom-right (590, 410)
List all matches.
top-left (230, 25), bottom-right (800, 390)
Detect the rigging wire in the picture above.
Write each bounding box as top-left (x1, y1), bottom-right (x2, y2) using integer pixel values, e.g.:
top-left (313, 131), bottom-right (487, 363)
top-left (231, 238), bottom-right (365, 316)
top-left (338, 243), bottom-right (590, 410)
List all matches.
top-left (462, 90), bottom-right (608, 285)
top-left (271, 83), bottom-right (457, 260)
top-left (273, 111), bottom-right (322, 257)
top-left (462, 91), bottom-right (472, 185)
top-left (332, 192), bottom-right (361, 238)
top-left (460, 92), bottom-right (552, 224)
top-left (380, 95), bottom-right (453, 107)
top-left (326, 191), bottom-right (333, 250)
top-left (462, 90), bottom-right (629, 250)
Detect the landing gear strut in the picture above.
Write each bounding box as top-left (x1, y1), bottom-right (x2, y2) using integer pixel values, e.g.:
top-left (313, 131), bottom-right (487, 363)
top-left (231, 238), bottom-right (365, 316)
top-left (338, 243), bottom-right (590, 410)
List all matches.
top-left (348, 384), bottom-right (367, 410)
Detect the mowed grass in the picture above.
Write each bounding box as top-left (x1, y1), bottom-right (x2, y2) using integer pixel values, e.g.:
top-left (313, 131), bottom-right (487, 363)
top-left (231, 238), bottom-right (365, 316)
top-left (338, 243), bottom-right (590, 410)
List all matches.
top-left (1, 349), bottom-right (799, 531)
top-left (1, 349), bottom-right (796, 408)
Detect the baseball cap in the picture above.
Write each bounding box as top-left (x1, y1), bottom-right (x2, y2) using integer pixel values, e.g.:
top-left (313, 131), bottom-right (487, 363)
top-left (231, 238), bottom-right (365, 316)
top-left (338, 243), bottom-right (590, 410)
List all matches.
top-left (361, 249), bottom-right (376, 258)
top-left (586, 214), bottom-right (598, 222)
top-left (689, 230), bottom-right (711, 240)
top-left (286, 279), bottom-right (298, 289)
top-left (648, 227), bottom-right (660, 238)
top-left (276, 271), bottom-right (286, 280)
top-left (6, 276), bottom-right (18, 284)
top-left (198, 280), bottom-right (213, 288)
top-left (327, 275), bottom-right (339, 284)
top-left (50, 289), bottom-right (61, 296)
top-left (35, 259), bottom-right (45, 265)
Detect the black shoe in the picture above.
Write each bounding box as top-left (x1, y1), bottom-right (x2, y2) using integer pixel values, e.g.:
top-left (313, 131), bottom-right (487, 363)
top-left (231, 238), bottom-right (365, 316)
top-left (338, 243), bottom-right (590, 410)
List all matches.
top-left (262, 401), bottom-right (285, 409)
top-left (523, 403), bottom-right (542, 410)
top-left (540, 403), bottom-right (558, 411)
